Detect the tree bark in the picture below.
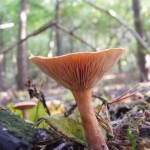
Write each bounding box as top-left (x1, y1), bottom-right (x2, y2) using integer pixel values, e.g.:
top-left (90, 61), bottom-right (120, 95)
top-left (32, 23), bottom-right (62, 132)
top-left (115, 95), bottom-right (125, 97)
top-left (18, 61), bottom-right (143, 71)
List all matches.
top-left (118, 59), bottom-right (122, 73)
top-left (69, 37), bottom-right (74, 53)
top-left (0, 15), bottom-right (7, 91)
top-left (132, 0), bottom-right (148, 81)
top-left (17, 0), bottom-right (28, 90)
top-left (55, 0), bottom-right (62, 56)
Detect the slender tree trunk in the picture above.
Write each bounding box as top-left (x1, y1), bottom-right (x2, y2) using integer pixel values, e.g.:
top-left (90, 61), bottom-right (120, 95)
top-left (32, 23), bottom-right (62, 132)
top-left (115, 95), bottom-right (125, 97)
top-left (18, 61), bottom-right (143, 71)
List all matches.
top-left (132, 0), bottom-right (148, 81)
top-left (0, 15), bottom-right (7, 91)
top-left (118, 59), bottom-right (122, 73)
top-left (69, 37), bottom-right (74, 53)
top-left (17, 0), bottom-right (28, 90)
top-left (55, 0), bottom-right (62, 56)
top-left (48, 28), bottom-right (54, 57)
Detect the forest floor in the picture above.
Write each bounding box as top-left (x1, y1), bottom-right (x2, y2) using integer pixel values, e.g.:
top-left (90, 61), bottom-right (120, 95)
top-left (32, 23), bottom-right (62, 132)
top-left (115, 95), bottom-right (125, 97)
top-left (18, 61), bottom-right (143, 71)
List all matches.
top-left (0, 73), bottom-right (150, 150)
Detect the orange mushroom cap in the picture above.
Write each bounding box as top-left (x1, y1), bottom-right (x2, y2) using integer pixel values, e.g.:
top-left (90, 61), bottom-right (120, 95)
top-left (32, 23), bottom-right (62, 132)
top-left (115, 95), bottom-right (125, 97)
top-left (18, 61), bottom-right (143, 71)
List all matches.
top-left (30, 48), bottom-right (125, 90)
top-left (30, 48), bottom-right (125, 149)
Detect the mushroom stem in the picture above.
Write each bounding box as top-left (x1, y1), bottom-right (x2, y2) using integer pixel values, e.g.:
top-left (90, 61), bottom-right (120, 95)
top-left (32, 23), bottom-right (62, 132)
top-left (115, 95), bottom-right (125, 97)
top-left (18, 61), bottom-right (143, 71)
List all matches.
top-left (22, 109), bottom-right (29, 120)
top-left (72, 89), bottom-right (108, 150)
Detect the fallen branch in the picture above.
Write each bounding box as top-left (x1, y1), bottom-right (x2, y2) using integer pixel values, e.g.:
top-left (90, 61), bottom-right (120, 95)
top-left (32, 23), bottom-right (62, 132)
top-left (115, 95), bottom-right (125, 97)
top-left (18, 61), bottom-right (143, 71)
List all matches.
top-left (84, 0), bottom-right (150, 53)
top-left (54, 24), bottom-right (97, 51)
top-left (0, 21), bottom-right (55, 54)
top-left (1, 21), bottom-right (97, 54)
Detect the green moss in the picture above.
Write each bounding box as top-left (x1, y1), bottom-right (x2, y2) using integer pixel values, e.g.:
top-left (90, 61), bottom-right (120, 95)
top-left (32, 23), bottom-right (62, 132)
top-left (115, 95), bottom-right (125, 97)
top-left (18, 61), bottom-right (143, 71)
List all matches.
top-left (0, 109), bottom-right (35, 141)
top-left (126, 126), bottom-right (137, 150)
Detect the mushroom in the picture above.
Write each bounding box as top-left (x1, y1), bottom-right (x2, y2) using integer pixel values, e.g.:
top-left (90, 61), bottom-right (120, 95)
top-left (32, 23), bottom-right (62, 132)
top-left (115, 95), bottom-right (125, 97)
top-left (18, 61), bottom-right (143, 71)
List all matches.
top-left (13, 101), bottom-right (37, 120)
top-left (30, 48), bottom-right (125, 150)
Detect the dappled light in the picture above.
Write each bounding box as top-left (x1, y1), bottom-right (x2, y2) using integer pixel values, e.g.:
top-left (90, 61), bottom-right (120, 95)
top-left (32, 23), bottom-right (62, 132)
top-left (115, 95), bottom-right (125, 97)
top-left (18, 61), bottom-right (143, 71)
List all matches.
top-left (0, 23), bottom-right (14, 29)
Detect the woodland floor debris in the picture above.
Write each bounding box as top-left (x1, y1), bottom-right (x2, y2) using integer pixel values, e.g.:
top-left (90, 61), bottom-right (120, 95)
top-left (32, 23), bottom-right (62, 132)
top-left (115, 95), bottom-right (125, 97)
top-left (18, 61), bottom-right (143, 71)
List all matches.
top-left (0, 83), bottom-right (150, 150)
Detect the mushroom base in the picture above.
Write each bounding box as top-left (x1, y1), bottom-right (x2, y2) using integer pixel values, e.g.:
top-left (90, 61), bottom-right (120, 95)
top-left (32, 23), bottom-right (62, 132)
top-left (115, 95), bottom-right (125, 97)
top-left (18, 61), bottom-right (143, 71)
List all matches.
top-left (72, 89), bottom-right (109, 150)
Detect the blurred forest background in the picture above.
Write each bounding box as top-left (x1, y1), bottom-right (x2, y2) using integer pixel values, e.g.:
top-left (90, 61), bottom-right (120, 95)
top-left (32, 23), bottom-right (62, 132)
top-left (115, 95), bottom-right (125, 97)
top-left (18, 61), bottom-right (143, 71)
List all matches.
top-left (0, 0), bottom-right (150, 92)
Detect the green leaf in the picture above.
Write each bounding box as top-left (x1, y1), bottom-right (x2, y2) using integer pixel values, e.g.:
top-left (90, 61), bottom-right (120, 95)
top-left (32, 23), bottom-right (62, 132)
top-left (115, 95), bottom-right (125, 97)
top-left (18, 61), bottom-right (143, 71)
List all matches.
top-left (44, 115), bottom-right (86, 146)
top-left (7, 102), bottom-right (47, 122)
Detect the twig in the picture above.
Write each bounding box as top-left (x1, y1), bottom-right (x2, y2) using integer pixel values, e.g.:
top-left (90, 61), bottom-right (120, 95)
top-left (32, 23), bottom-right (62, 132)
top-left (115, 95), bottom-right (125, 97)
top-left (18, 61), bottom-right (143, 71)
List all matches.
top-left (33, 118), bottom-right (45, 127)
top-left (110, 85), bottom-right (139, 103)
top-left (53, 142), bottom-right (75, 150)
top-left (96, 112), bottom-right (114, 137)
top-left (113, 90), bottom-right (142, 102)
top-left (109, 85), bottom-right (143, 104)
top-left (26, 80), bottom-right (51, 116)
top-left (54, 23), bottom-right (97, 51)
top-left (104, 104), bottom-right (114, 137)
top-left (92, 93), bottom-right (108, 103)
top-left (34, 91), bottom-right (43, 122)
top-left (92, 93), bottom-right (108, 114)
top-left (70, 24), bottom-right (82, 33)
top-left (44, 118), bottom-right (68, 139)
top-left (64, 103), bottom-right (77, 117)
top-left (35, 138), bottom-right (61, 146)
top-left (84, 0), bottom-right (150, 53)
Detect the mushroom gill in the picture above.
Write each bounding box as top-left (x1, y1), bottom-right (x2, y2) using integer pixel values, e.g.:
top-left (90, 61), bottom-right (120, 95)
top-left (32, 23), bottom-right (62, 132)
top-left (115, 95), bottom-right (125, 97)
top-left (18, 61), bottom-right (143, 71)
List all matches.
top-left (30, 48), bottom-right (124, 90)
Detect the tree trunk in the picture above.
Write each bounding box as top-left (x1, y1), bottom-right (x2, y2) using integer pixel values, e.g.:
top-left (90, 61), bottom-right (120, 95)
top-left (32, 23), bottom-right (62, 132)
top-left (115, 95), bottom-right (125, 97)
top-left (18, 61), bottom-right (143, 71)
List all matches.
top-left (17, 0), bottom-right (28, 90)
top-left (0, 15), bottom-right (7, 91)
top-left (69, 37), bottom-right (74, 53)
top-left (132, 0), bottom-right (148, 81)
top-left (118, 59), bottom-right (122, 73)
top-left (55, 0), bottom-right (62, 56)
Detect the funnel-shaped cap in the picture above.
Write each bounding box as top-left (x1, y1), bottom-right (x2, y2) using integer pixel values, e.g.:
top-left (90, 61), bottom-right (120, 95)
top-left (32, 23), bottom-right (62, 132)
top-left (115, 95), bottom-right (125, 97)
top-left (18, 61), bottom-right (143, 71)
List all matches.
top-left (30, 48), bottom-right (124, 90)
